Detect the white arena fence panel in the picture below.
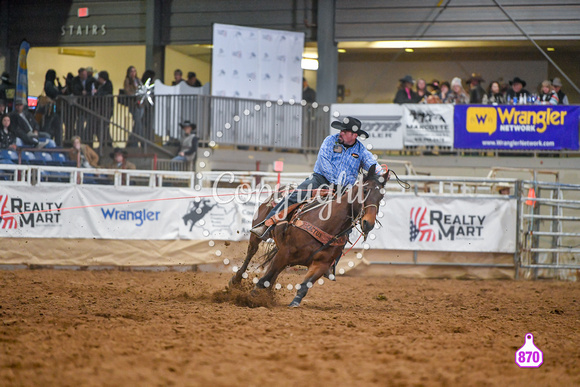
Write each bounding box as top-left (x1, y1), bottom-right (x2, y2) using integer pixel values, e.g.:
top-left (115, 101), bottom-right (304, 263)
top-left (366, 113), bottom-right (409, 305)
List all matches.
top-left (2, 166), bottom-right (578, 278)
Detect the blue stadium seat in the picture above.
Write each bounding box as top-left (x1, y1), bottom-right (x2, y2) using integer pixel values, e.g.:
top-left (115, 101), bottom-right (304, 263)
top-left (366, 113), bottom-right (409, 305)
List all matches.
top-left (0, 149), bottom-right (18, 163)
top-left (21, 151), bottom-right (37, 165)
top-left (53, 152), bottom-right (77, 167)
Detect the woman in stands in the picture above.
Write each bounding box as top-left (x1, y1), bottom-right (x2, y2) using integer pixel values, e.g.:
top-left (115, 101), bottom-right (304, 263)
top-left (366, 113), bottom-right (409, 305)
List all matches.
top-left (415, 78), bottom-right (428, 103)
top-left (444, 77), bottom-right (469, 104)
top-left (69, 136), bottom-right (99, 168)
top-left (0, 114), bottom-right (17, 150)
top-left (123, 65), bottom-right (144, 147)
top-left (44, 69), bottom-right (65, 99)
top-left (482, 81), bottom-right (506, 105)
top-left (538, 80), bottom-right (559, 105)
top-left (438, 81), bottom-right (450, 102)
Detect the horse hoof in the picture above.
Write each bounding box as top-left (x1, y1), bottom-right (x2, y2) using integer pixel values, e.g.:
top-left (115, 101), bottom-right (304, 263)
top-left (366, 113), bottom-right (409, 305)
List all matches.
top-left (288, 301), bottom-right (300, 308)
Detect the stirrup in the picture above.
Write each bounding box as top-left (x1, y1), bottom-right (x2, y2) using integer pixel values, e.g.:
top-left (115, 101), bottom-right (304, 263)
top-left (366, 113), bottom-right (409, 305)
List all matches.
top-left (250, 224), bottom-right (273, 240)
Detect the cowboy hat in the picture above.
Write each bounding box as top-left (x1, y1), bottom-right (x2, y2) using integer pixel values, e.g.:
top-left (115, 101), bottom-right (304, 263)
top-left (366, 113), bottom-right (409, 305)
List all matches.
top-left (179, 120), bottom-right (197, 130)
top-left (330, 116), bottom-right (369, 139)
top-left (509, 77), bottom-right (527, 87)
top-left (110, 147), bottom-right (128, 159)
top-left (399, 75), bottom-right (414, 84)
top-left (552, 77), bottom-right (563, 87)
top-left (466, 73), bottom-right (485, 83)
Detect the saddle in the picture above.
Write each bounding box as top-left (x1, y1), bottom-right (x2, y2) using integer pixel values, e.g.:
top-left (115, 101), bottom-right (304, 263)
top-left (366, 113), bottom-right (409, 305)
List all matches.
top-left (265, 188), bottom-right (347, 247)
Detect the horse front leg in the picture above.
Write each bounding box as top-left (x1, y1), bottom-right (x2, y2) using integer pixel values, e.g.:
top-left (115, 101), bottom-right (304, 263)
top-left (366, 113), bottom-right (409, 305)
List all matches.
top-left (229, 233), bottom-right (261, 287)
top-left (289, 259), bottom-right (331, 307)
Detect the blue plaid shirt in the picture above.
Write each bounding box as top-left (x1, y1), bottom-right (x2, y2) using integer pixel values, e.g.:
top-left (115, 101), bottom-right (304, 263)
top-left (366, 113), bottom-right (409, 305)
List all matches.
top-left (313, 134), bottom-right (381, 186)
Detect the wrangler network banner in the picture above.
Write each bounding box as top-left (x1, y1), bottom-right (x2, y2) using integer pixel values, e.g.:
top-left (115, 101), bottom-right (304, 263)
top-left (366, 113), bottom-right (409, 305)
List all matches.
top-left (454, 105), bottom-right (580, 150)
top-left (403, 104), bottom-right (454, 147)
top-left (330, 104), bottom-right (404, 150)
top-left (366, 195), bottom-right (517, 253)
top-left (0, 186), bottom-right (257, 241)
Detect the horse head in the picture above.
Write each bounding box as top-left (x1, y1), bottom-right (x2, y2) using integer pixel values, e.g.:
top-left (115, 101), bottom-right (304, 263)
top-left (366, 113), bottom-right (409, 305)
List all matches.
top-left (358, 164), bottom-right (388, 238)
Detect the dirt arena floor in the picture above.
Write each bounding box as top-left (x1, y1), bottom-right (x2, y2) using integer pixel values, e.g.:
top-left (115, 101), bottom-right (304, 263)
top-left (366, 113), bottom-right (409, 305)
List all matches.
top-left (0, 269), bottom-right (578, 387)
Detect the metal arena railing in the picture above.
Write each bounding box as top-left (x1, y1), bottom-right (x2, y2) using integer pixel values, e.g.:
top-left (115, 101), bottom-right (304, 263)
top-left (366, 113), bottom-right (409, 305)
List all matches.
top-left (55, 94), bottom-right (330, 154)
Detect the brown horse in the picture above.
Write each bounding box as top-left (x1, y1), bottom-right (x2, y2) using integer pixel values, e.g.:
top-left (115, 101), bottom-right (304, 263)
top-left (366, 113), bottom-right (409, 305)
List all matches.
top-left (230, 165), bottom-right (388, 307)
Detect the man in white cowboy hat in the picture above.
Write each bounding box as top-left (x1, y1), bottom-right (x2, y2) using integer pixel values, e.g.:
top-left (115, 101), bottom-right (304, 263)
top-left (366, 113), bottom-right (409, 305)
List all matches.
top-left (551, 77), bottom-right (569, 105)
top-left (251, 116), bottom-right (384, 240)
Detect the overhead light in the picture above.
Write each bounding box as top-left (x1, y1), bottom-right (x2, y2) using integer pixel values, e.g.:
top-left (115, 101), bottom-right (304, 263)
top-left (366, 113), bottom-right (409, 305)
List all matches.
top-left (337, 49), bottom-right (346, 53)
top-left (302, 52), bottom-right (318, 59)
top-left (301, 58), bottom-right (318, 70)
top-left (405, 48), bottom-right (414, 52)
top-left (58, 48), bottom-right (96, 57)
top-left (547, 47), bottom-right (555, 51)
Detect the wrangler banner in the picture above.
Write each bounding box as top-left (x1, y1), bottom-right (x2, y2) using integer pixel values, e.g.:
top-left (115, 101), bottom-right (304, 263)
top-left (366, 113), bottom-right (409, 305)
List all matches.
top-left (454, 105), bottom-right (580, 150)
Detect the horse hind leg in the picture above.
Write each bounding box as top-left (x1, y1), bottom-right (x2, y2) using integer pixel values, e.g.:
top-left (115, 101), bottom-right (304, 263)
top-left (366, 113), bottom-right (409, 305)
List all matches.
top-left (229, 233), bottom-right (261, 287)
top-left (289, 260), bottom-right (331, 308)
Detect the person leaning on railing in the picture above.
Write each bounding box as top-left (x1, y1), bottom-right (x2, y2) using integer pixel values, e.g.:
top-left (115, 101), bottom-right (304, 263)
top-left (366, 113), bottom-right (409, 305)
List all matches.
top-left (538, 80), bottom-right (559, 105)
top-left (123, 65), bottom-right (144, 147)
top-left (482, 81), bottom-right (506, 105)
top-left (444, 77), bottom-right (469, 104)
top-left (69, 136), bottom-right (99, 168)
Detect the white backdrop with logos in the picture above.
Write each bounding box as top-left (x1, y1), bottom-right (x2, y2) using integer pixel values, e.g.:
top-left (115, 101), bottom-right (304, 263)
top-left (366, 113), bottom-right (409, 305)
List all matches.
top-left (1, 187), bottom-right (516, 253)
top-left (211, 23), bottom-right (304, 102)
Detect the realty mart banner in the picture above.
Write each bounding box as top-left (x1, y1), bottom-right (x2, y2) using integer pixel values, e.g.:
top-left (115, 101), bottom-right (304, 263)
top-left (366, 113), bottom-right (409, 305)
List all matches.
top-left (0, 186), bottom-right (258, 241)
top-left (403, 104), bottom-right (454, 147)
top-left (330, 104), bottom-right (405, 150)
top-left (1, 187), bottom-right (516, 253)
top-left (454, 105), bottom-right (580, 150)
top-left (362, 195), bottom-right (517, 253)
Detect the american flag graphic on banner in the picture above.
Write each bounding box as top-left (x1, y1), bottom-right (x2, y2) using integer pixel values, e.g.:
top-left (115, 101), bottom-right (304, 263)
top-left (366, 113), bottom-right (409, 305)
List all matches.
top-left (1, 195), bottom-right (18, 229)
top-left (409, 207), bottom-right (436, 242)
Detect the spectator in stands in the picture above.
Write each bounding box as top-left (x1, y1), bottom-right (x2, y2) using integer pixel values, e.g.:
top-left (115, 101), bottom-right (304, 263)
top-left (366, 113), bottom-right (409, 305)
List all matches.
top-left (172, 69), bottom-right (184, 85)
top-left (9, 98), bottom-right (55, 148)
top-left (0, 72), bottom-right (15, 108)
top-left (0, 99), bottom-right (6, 114)
top-left (71, 67), bottom-right (92, 96)
top-left (393, 75), bottom-right (419, 104)
top-left (505, 77), bottom-right (530, 103)
top-left (172, 120), bottom-right (198, 164)
top-left (106, 147), bottom-right (136, 170)
top-left (444, 77), bottom-right (469, 104)
top-left (141, 69), bottom-right (156, 85)
top-left (425, 95), bottom-right (442, 104)
top-left (96, 71), bottom-right (114, 146)
top-left (427, 79), bottom-right (440, 95)
top-left (186, 72), bottom-right (202, 87)
top-left (0, 114), bottom-right (17, 150)
top-left (415, 78), bottom-right (428, 102)
top-left (44, 69), bottom-right (64, 100)
top-left (482, 81), bottom-right (506, 105)
top-left (302, 78), bottom-right (316, 103)
top-left (123, 65), bottom-right (144, 147)
top-left (467, 73), bottom-right (485, 104)
top-left (70, 136), bottom-right (99, 168)
top-left (438, 81), bottom-right (450, 101)
top-left (552, 77), bottom-right (569, 105)
top-left (63, 72), bottom-right (74, 95)
top-left (86, 67), bottom-right (98, 95)
top-left (538, 80), bottom-right (559, 105)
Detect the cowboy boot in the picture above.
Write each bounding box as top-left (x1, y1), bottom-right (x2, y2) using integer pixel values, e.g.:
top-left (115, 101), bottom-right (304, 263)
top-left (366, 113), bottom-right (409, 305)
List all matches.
top-left (250, 223), bottom-right (273, 240)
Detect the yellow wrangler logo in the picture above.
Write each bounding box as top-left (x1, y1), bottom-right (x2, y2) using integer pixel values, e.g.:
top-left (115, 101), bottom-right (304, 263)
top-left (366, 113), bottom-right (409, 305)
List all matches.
top-left (466, 107), bottom-right (497, 135)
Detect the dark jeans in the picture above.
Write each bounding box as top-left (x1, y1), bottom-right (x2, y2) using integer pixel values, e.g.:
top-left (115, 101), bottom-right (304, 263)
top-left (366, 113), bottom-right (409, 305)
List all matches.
top-left (267, 173), bottom-right (331, 219)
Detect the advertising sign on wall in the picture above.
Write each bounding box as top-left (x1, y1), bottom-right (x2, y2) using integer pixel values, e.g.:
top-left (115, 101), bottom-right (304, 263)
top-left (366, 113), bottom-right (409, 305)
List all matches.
top-left (403, 104), bottom-right (454, 147)
top-left (329, 104), bottom-right (404, 150)
top-left (454, 105), bottom-right (580, 150)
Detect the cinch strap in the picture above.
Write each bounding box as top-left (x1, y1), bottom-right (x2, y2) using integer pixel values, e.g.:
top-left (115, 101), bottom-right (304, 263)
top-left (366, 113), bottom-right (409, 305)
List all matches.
top-left (292, 219), bottom-right (348, 246)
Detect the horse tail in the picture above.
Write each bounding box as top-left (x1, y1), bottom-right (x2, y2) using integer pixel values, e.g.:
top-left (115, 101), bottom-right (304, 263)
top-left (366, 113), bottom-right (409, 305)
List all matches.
top-left (259, 245), bottom-right (278, 269)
